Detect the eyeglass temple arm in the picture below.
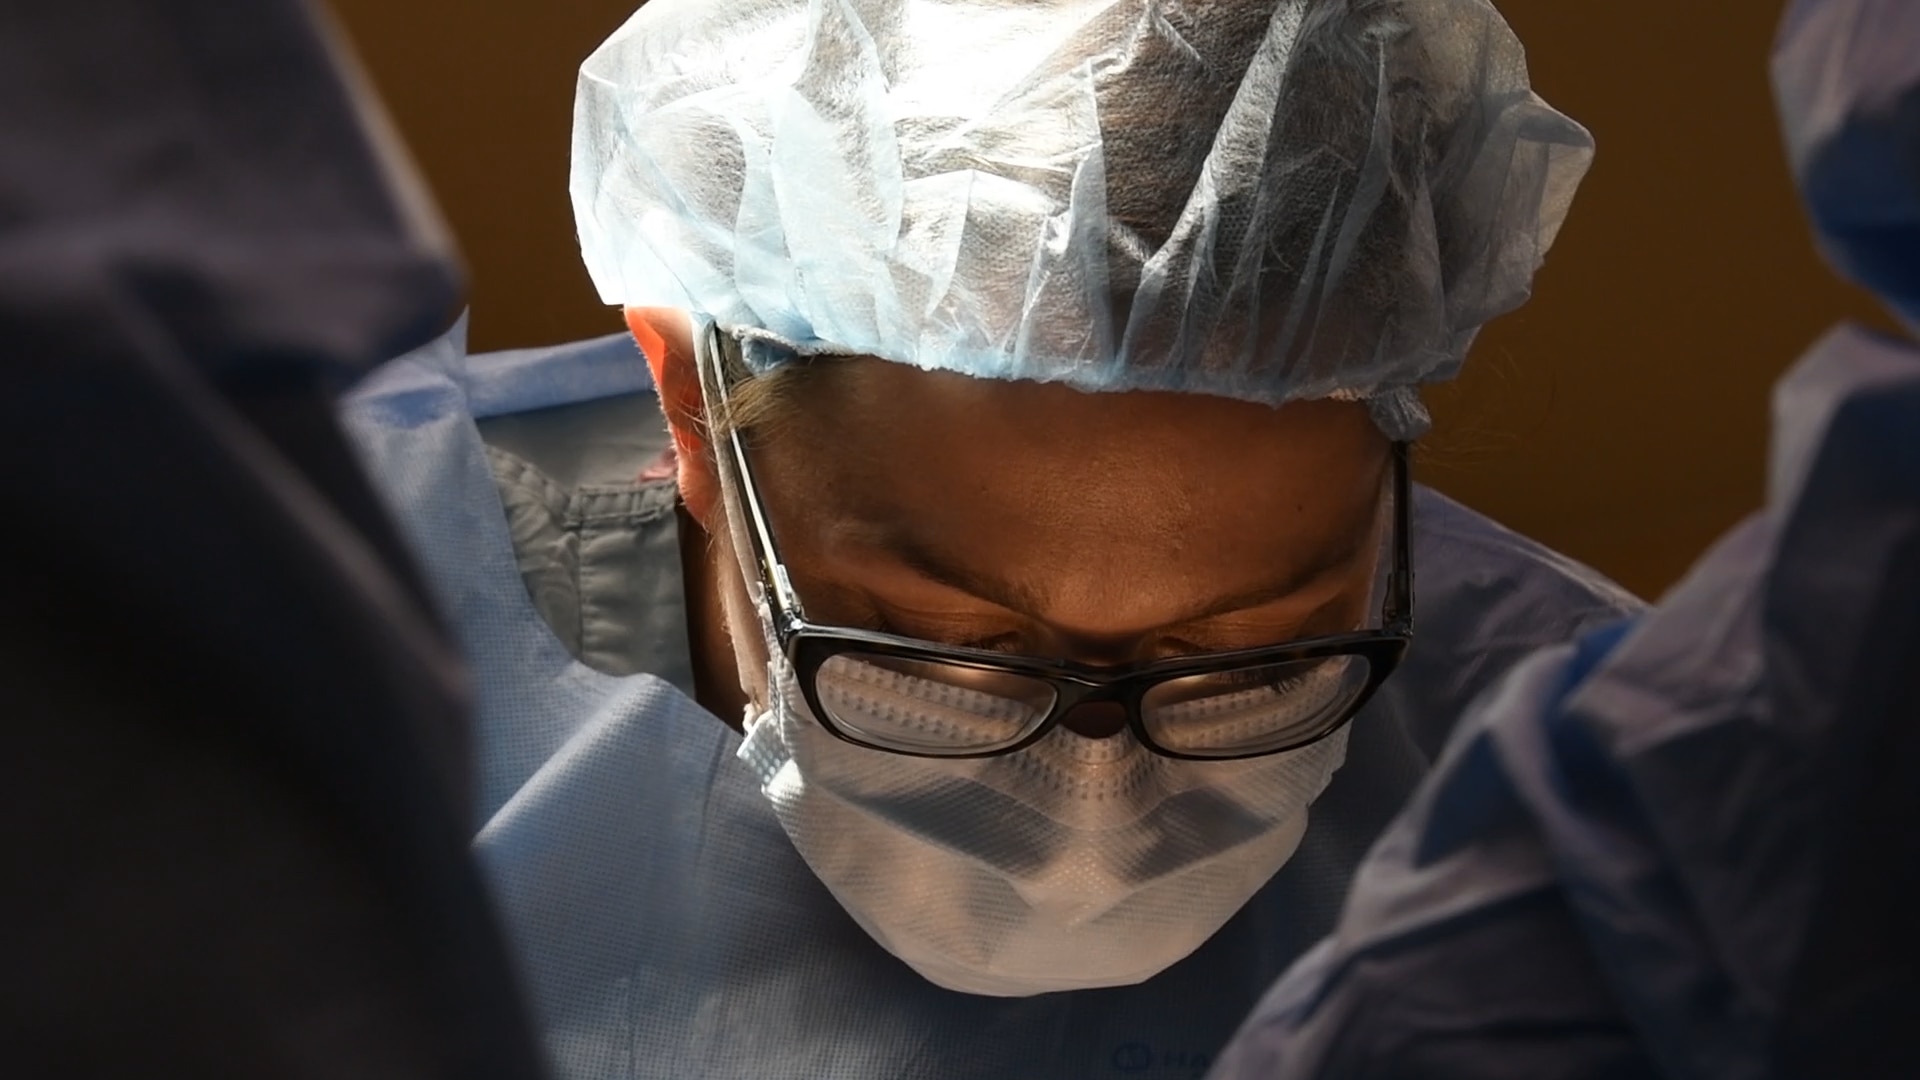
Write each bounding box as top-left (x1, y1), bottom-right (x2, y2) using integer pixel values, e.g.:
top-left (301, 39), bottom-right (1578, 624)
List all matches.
top-left (700, 323), bottom-right (805, 624)
top-left (1384, 441), bottom-right (1414, 631)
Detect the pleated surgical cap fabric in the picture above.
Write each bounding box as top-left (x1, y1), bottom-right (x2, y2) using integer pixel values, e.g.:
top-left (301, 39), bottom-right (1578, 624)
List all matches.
top-left (572, 0), bottom-right (1593, 437)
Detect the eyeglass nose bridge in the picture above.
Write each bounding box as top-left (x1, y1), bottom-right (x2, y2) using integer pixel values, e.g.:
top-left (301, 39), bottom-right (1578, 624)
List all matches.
top-left (1040, 673), bottom-right (1151, 741)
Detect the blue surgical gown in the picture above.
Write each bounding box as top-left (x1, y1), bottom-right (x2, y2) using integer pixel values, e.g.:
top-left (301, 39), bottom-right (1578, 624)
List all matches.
top-left (1206, 322), bottom-right (1920, 1080)
top-left (1210, 1), bottom-right (1920, 1071)
top-left (341, 320), bottom-right (1643, 1080)
top-left (1, 2), bottom-right (541, 1075)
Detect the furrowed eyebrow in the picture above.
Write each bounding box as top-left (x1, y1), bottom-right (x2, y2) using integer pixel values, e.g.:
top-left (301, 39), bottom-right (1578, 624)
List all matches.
top-left (1175, 541), bottom-right (1360, 624)
top-left (868, 526), bottom-right (1366, 627)
top-left (884, 535), bottom-right (1050, 616)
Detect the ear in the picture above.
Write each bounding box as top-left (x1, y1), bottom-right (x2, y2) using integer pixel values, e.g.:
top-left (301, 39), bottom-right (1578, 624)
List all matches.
top-left (625, 306), bottom-right (722, 529)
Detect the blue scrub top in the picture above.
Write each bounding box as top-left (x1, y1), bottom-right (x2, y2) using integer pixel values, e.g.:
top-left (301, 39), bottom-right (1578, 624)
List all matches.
top-left (342, 320), bottom-right (1641, 1080)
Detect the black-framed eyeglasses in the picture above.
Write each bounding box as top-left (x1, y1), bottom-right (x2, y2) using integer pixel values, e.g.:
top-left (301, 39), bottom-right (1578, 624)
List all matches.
top-left (699, 323), bottom-right (1415, 761)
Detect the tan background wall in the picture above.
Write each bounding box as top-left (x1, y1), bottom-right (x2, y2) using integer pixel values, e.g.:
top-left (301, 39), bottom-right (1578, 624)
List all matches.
top-left (328, 0), bottom-right (1901, 600)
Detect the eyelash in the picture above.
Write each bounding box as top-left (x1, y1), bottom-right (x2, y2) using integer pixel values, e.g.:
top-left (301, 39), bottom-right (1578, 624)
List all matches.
top-left (1212, 668), bottom-right (1313, 692)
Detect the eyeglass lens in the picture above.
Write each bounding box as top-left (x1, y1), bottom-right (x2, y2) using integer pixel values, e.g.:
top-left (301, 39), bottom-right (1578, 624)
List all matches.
top-left (811, 650), bottom-right (1372, 758)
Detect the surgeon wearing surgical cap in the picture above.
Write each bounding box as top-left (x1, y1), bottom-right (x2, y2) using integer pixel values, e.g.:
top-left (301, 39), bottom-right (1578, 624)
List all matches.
top-left (342, 0), bottom-right (1641, 1076)
top-left (1207, 1), bottom-right (1920, 1077)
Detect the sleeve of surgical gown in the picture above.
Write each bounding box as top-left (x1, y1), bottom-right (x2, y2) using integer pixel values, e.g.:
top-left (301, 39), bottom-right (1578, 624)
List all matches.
top-left (0, 3), bottom-right (546, 1077)
top-left (1208, 321), bottom-right (1920, 1080)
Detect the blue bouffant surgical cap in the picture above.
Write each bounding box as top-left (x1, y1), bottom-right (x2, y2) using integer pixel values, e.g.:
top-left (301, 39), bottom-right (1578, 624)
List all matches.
top-left (1774, 0), bottom-right (1920, 335)
top-left (572, 0), bottom-right (1594, 439)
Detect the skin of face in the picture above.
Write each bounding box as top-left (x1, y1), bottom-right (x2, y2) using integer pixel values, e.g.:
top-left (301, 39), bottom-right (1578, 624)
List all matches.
top-left (627, 307), bottom-right (1392, 736)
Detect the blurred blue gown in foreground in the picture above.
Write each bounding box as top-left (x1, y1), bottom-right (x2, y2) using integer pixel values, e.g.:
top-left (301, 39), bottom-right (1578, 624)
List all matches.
top-left (0, 1), bottom-right (545, 1075)
top-left (1209, 2), bottom-right (1920, 1077)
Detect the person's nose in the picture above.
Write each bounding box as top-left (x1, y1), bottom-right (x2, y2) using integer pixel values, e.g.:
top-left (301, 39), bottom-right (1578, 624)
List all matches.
top-left (1060, 699), bottom-right (1128, 739)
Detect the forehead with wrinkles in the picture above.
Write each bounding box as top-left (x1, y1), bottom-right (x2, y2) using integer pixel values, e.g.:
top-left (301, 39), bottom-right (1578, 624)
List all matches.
top-left (740, 357), bottom-right (1389, 641)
